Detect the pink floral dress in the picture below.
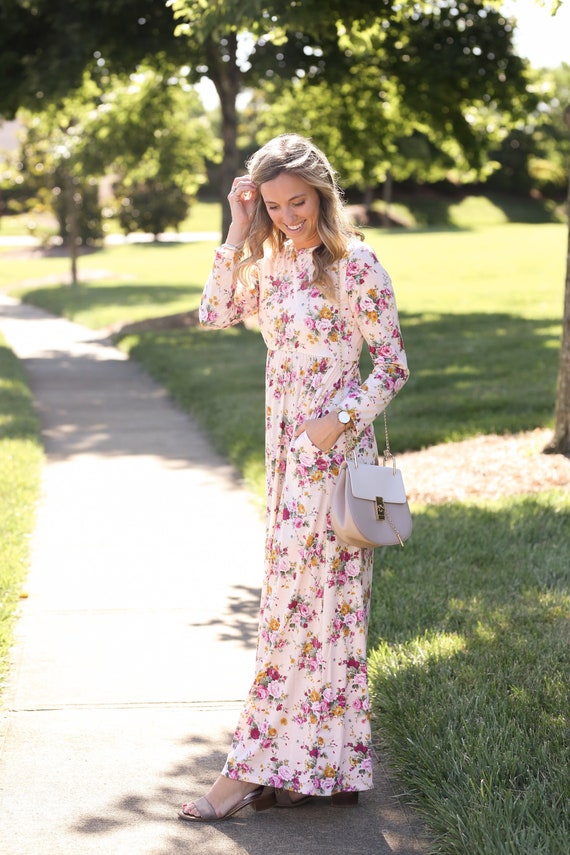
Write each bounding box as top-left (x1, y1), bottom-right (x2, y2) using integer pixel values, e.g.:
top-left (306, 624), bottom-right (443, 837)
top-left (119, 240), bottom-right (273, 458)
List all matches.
top-left (199, 237), bottom-right (409, 796)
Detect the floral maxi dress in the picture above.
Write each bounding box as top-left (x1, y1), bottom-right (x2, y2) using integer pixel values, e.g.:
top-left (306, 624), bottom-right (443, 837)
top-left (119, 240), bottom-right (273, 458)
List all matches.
top-left (199, 237), bottom-right (409, 796)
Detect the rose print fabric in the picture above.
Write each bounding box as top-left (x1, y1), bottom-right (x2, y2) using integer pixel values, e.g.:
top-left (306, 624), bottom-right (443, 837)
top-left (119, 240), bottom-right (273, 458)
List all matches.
top-left (199, 238), bottom-right (408, 795)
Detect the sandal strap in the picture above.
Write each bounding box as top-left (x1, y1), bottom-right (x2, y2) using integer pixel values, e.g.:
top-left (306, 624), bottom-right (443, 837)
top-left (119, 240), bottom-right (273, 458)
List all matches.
top-left (187, 795), bottom-right (217, 820)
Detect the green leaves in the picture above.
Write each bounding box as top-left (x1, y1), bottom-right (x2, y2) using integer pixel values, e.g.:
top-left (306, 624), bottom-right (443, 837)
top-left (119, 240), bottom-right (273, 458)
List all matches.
top-left (13, 66), bottom-right (220, 242)
top-left (0, 0), bottom-right (186, 117)
top-left (255, 2), bottom-right (533, 188)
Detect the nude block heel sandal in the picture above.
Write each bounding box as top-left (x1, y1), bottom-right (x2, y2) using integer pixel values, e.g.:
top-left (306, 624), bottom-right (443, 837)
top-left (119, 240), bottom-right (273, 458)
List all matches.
top-left (252, 786), bottom-right (277, 811)
top-left (331, 791), bottom-right (359, 806)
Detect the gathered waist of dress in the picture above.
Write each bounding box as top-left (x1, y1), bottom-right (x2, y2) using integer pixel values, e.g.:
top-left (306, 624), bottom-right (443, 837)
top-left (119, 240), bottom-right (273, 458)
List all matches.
top-left (267, 347), bottom-right (359, 370)
top-left (266, 349), bottom-right (361, 419)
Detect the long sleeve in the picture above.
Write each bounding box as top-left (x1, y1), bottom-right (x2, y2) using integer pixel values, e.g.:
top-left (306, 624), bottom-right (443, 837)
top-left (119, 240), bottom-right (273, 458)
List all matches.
top-left (337, 243), bottom-right (409, 435)
top-left (199, 245), bottom-right (260, 329)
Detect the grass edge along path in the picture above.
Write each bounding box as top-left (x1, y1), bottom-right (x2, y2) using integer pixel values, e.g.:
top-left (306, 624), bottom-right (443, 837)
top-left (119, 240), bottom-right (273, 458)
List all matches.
top-left (0, 335), bottom-right (44, 698)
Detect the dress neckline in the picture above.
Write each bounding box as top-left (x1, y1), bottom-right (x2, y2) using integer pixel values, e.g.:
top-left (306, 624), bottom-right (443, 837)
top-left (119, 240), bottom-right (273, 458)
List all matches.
top-left (288, 243), bottom-right (320, 263)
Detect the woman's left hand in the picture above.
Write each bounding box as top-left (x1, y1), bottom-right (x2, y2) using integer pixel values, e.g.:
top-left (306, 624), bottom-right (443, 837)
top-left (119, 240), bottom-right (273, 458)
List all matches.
top-left (294, 412), bottom-right (347, 452)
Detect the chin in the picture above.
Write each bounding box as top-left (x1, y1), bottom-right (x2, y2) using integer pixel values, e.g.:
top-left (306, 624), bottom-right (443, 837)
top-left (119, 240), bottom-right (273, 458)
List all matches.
top-left (288, 229), bottom-right (319, 249)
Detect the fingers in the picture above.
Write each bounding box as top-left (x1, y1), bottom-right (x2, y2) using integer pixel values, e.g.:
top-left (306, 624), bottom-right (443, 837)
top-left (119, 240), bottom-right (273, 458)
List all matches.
top-left (294, 419), bottom-right (308, 439)
top-left (228, 177), bottom-right (257, 205)
top-left (295, 413), bottom-right (342, 452)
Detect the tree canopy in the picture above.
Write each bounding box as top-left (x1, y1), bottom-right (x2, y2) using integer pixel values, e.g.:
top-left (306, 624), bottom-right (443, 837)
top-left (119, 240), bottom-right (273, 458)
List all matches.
top-left (0, 0), bottom-right (185, 117)
top-left (171, 0), bottom-right (531, 228)
top-left (0, 0), bottom-right (535, 234)
top-left (255, 3), bottom-right (532, 197)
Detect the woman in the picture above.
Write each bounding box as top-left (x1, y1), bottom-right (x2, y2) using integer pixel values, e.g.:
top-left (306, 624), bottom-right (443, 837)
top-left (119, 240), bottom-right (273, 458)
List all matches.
top-left (179, 134), bottom-right (409, 822)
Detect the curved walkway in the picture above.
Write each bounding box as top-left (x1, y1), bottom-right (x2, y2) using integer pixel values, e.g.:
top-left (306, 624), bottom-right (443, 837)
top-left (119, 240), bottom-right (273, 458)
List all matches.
top-left (0, 293), bottom-right (430, 855)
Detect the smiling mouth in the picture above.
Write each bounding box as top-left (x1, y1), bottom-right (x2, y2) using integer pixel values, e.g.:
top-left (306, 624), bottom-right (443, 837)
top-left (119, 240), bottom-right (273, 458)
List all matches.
top-left (285, 221), bottom-right (305, 232)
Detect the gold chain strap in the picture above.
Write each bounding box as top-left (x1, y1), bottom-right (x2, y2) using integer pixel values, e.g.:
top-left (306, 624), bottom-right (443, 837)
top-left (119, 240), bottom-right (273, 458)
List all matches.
top-left (382, 410), bottom-right (390, 455)
top-left (383, 504), bottom-right (405, 547)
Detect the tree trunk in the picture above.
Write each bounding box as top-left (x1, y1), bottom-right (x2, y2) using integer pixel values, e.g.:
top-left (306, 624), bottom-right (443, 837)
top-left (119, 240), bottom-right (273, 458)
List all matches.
top-left (381, 170), bottom-right (393, 228)
top-left (545, 105), bottom-right (570, 456)
top-left (207, 33), bottom-right (240, 241)
top-left (362, 185), bottom-right (374, 209)
top-left (64, 170), bottom-right (79, 287)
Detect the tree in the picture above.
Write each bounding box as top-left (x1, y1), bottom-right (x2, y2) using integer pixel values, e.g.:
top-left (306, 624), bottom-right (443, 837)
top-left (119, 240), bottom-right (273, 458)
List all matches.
top-left (251, 2), bottom-right (534, 219)
top-left (169, 0), bottom-right (368, 235)
top-left (486, 64), bottom-right (570, 197)
top-left (528, 64), bottom-right (570, 196)
top-left (0, 1), bottom-right (533, 237)
top-left (545, 103), bottom-right (570, 455)
top-left (17, 78), bottom-right (105, 284)
top-left (171, 0), bottom-right (531, 233)
top-left (15, 68), bottom-right (218, 281)
top-left (1, 1), bottom-right (536, 239)
top-left (87, 67), bottom-right (220, 235)
top-left (0, 0), bottom-right (187, 117)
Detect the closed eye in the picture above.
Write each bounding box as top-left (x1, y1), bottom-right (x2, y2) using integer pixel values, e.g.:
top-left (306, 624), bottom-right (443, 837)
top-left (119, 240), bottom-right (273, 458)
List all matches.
top-left (265, 198), bottom-right (306, 211)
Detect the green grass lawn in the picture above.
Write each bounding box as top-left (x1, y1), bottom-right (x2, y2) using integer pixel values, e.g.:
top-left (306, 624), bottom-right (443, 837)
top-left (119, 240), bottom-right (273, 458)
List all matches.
top-left (0, 241), bottom-right (213, 328)
top-left (0, 336), bottom-right (44, 690)
top-left (2, 206), bottom-right (569, 852)
top-left (3, 220), bottom-right (565, 451)
top-left (368, 490), bottom-right (570, 854)
top-left (0, 198), bottom-right (222, 239)
top-left (380, 223), bottom-right (565, 449)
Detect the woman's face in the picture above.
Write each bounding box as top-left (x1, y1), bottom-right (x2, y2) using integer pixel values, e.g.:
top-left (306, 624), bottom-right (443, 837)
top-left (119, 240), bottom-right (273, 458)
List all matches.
top-left (259, 172), bottom-right (321, 249)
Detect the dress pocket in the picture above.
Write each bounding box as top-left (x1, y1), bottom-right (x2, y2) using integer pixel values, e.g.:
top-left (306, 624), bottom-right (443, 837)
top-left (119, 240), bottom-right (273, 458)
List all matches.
top-left (288, 431), bottom-right (338, 491)
top-left (295, 429), bottom-right (331, 456)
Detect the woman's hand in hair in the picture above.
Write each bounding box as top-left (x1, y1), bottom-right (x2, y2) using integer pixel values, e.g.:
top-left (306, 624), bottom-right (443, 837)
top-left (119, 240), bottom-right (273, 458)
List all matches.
top-left (226, 177), bottom-right (258, 245)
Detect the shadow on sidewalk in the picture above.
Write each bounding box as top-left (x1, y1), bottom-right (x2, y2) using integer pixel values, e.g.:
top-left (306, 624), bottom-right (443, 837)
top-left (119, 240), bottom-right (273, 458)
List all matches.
top-left (189, 584), bottom-right (261, 650)
top-left (68, 718), bottom-right (430, 855)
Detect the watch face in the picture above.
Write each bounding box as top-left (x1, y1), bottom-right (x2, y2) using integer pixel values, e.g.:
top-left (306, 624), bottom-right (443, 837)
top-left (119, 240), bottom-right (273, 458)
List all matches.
top-left (338, 410), bottom-right (351, 424)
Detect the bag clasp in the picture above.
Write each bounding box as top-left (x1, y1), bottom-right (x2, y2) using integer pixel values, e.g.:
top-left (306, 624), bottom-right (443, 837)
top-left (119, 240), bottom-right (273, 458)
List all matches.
top-left (375, 496), bottom-right (385, 520)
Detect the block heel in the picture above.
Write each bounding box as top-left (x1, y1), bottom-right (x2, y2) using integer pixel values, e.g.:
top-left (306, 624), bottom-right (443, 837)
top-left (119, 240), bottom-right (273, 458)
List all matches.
top-left (331, 791), bottom-right (359, 806)
top-left (251, 786), bottom-right (277, 811)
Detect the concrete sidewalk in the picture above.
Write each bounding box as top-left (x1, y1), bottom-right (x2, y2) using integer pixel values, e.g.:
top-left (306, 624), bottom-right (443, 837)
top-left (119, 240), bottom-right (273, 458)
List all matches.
top-left (0, 294), bottom-right (431, 855)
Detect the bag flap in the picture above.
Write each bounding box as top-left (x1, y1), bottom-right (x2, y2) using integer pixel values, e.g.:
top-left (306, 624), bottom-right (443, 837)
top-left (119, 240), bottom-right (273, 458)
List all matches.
top-left (346, 459), bottom-right (407, 503)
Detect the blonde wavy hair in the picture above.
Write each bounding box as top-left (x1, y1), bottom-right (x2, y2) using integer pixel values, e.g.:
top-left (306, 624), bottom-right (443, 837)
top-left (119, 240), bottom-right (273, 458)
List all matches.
top-left (236, 134), bottom-right (363, 300)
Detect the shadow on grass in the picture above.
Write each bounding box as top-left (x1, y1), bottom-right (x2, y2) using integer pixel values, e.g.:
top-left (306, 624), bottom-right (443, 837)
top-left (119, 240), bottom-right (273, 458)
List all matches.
top-left (370, 495), bottom-right (570, 645)
top-left (134, 239), bottom-right (218, 249)
top-left (126, 309), bottom-right (560, 458)
top-left (16, 272), bottom-right (560, 454)
top-left (368, 493), bottom-right (570, 852)
top-left (482, 192), bottom-right (559, 224)
top-left (20, 282), bottom-right (204, 321)
top-left (3, 292), bottom-right (560, 459)
top-left (386, 310), bottom-right (560, 450)
top-left (386, 191), bottom-right (558, 230)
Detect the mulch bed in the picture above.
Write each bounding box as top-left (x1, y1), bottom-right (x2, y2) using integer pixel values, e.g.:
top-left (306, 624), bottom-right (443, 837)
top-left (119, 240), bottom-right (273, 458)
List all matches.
top-left (396, 429), bottom-right (570, 505)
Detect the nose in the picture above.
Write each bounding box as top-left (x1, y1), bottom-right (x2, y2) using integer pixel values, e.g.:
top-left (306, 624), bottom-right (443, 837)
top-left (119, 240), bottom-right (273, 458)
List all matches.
top-left (284, 209), bottom-right (299, 225)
